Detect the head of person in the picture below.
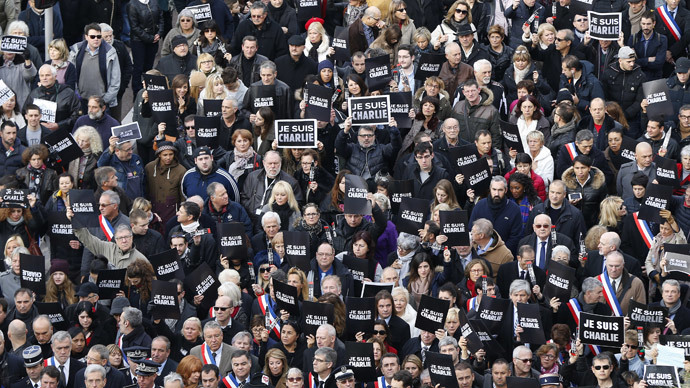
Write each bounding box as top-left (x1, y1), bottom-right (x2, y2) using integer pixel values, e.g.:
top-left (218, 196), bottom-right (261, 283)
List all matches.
top-left (38, 65), bottom-right (57, 88)
top-left (32, 315), bottom-right (53, 345)
top-left (362, 6), bottom-right (382, 27)
top-left (582, 277), bottom-right (603, 304)
top-left (263, 150), bottom-right (282, 178)
top-left (574, 129), bottom-right (594, 154)
top-left (591, 354), bottom-right (613, 381)
top-left (509, 279), bottom-right (531, 305)
top-left (597, 231), bottom-right (621, 257)
top-left (491, 360), bottom-right (510, 387)
top-left (261, 211), bottom-right (281, 238)
top-left (83, 23), bottom-right (103, 50)
top-left (445, 42), bottom-right (462, 67)
top-left (84, 364), bottom-right (107, 388)
top-left (661, 279), bottom-right (681, 305)
top-left (512, 346), bottom-right (533, 375)
top-left (200, 365), bottom-right (220, 388)
top-left (489, 176), bottom-right (508, 203)
top-left (98, 23), bottom-right (114, 45)
top-left (470, 218), bottom-right (493, 245)
top-left (461, 79), bottom-right (481, 105)
top-left (0, 121), bottom-right (18, 148)
top-left (381, 353), bottom-right (400, 380)
top-left (605, 251), bottom-right (625, 279)
top-left (375, 290), bottom-right (395, 319)
top-left (51, 331), bottom-right (72, 364)
top-left (454, 362), bottom-right (474, 388)
top-left (177, 356), bottom-right (202, 387)
top-left (74, 125), bottom-right (104, 154)
top-left (474, 129), bottom-right (492, 155)
top-left (561, 54), bottom-right (582, 80)
top-left (15, 288), bottom-right (34, 315)
top-left (356, 126), bottom-right (376, 148)
top-left (22, 144), bottom-right (49, 170)
top-left (259, 61), bottom-right (277, 86)
top-left (163, 373), bottom-right (184, 388)
top-left (313, 347), bottom-right (337, 375)
top-left (87, 96), bottom-right (106, 121)
top-left (556, 30), bottom-right (575, 52)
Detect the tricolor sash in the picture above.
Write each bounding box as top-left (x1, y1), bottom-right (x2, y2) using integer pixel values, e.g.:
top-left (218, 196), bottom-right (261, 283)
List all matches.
top-left (633, 212), bottom-right (654, 249)
top-left (375, 376), bottom-right (388, 388)
top-left (258, 294), bottom-right (281, 338)
top-left (466, 296), bottom-right (478, 312)
top-left (44, 357), bottom-right (57, 367)
top-left (117, 335), bottom-right (130, 367)
top-left (200, 343), bottom-right (217, 365)
top-left (658, 5), bottom-right (682, 41)
top-left (566, 298), bottom-right (602, 355)
top-left (222, 374), bottom-right (240, 388)
top-left (597, 272), bottom-right (623, 316)
top-left (308, 373), bottom-right (318, 388)
top-left (99, 215), bottom-right (115, 241)
top-left (565, 143), bottom-right (579, 160)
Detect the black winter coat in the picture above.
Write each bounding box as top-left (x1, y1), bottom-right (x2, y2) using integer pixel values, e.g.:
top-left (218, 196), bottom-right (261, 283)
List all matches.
top-left (128, 0), bottom-right (164, 43)
top-left (484, 44), bottom-right (514, 83)
top-left (501, 63), bottom-right (553, 109)
top-left (24, 84), bottom-right (81, 132)
top-left (230, 18), bottom-right (288, 60)
top-left (601, 62), bottom-right (645, 119)
top-left (156, 52), bottom-right (197, 83)
top-left (562, 166), bottom-right (608, 228)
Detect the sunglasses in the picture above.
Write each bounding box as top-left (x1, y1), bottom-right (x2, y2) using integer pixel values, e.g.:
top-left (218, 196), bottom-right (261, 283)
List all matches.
top-left (185, 125), bottom-right (194, 129)
top-left (397, 7), bottom-right (407, 11)
top-left (213, 306), bottom-right (229, 311)
top-left (287, 378), bottom-right (303, 382)
top-left (555, 37), bottom-right (565, 42)
top-left (516, 358), bottom-right (532, 363)
top-left (259, 267), bottom-right (270, 273)
top-left (593, 365), bottom-right (611, 370)
top-left (88, 34), bottom-right (102, 39)
top-left (373, 330), bottom-right (387, 335)
top-left (624, 344), bottom-right (639, 350)
top-left (534, 224), bottom-right (550, 228)
top-left (455, 9), bottom-right (468, 13)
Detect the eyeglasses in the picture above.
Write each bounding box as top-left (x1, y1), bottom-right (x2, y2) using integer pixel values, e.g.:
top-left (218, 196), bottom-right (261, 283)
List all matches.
top-left (455, 9), bottom-right (468, 13)
top-left (517, 358), bottom-right (532, 363)
top-left (250, 13), bottom-right (265, 19)
top-left (593, 365), bottom-right (611, 370)
top-left (204, 28), bottom-right (216, 33)
top-left (304, 213), bottom-right (319, 217)
top-left (575, 18), bottom-right (586, 22)
top-left (397, 7), bottom-right (407, 11)
top-left (313, 358), bottom-right (326, 363)
top-left (469, 268), bottom-right (483, 273)
top-left (534, 224), bottom-right (550, 228)
top-left (680, 115), bottom-right (690, 120)
top-left (88, 34), bottom-right (102, 39)
top-left (120, 147), bottom-right (134, 153)
top-left (99, 203), bottom-right (114, 208)
top-left (180, 18), bottom-right (193, 22)
top-left (185, 125), bottom-right (195, 129)
top-left (541, 354), bottom-right (556, 360)
top-left (200, 60), bottom-right (214, 65)
top-left (287, 378), bottom-right (303, 382)
top-left (373, 330), bottom-right (387, 335)
top-left (555, 37), bottom-right (565, 42)
top-left (358, 133), bottom-right (375, 138)
top-left (259, 267), bottom-right (270, 273)
top-left (213, 306), bottom-right (229, 311)
top-left (115, 235), bottom-right (132, 241)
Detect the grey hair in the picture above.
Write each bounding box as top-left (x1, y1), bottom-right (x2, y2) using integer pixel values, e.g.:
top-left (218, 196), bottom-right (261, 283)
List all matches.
top-left (121, 307), bottom-right (143, 327)
top-left (472, 218), bottom-right (493, 237)
top-left (232, 331), bottom-right (253, 344)
top-left (114, 224), bottom-right (132, 236)
top-left (73, 125), bottom-right (104, 154)
top-left (115, 140), bottom-right (136, 150)
top-left (250, 1), bottom-right (268, 12)
top-left (373, 193), bottom-right (390, 212)
top-left (473, 59), bottom-right (491, 72)
top-left (51, 330), bottom-right (72, 344)
top-left (7, 20), bottom-right (29, 35)
top-left (98, 23), bottom-right (114, 33)
top-left (219, 282), bottom-right (242, 307)
top-left (102, 189), bottom-right (121, 206)
top-left (420, 370), bottom-right (430, 380)
top-left (204, 320), bottom-right (223, 333)
top-left (318, 324), bottom-right (336, 338)
top-left (534, 214), bottom-right (552, 225)
top-left (207, 182), bottom-right (224, 198)
top-left (512, 345), bottom-right (531, 358)
top-left (261, 211), bottom-right (281, 227)
top-left (315, 347), bottom-right (338, 364)
top-left (39, 64), bottom-right (58, 77)
top-left (490, 176), bottom-right (507, 189)
top-left (438, 336), bottom-right (458, 348)
top-left (662, 279), bottom-right (681, 292)
top-left (391, 286), bottom-right (409, 302)
top-left (603, 232), bottom-right (621, 249)
top-left (509, 279), bottom-right (531, 296)
top-left (259, 60), bottom-right (277, 73)
top-left (558, 29), bottom-right (575, 42)
top-left (89, 344), bottom-right (109, 360)
top-left (526, 130), bottom-right (544, 142)
top-left (12, 246), bottom-right (30, 259)
top-left (442, 118), bottom-right (459, 129)
top-left (364, 6), bottom-right (381, 18)
top-left (397, 232), bottom-right (420, 251)
top-left (33, 315), bottom-right (52, 328)
top-left (681, 145), bottom-right (690, 159)
top-left (287, 368), bottom-right (303, 377)
top-left (163, 372), bottom-right (184, 388)
top-left (551, 245), bottom-right (570, 259)
top-left (222, 97), bottom-right (238, 108)
top-left (582, 277), bottom-right (603, 293)
top-left (153, 336), bottom-right (171, 351)
top-left (84, 365), bottom-right (107, 381)
top-left (575, 129), bottom-right (594, 143)
top-left (444, 42), bottom-right (459, 55)
top-left (550, 180), bottom-right (566, 192)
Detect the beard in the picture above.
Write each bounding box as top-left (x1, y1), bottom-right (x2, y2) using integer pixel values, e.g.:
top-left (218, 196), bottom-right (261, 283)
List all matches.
top-left (491, 195), bottom-right (503, 204)
top-left (88, 110), bottom-right (103, 120)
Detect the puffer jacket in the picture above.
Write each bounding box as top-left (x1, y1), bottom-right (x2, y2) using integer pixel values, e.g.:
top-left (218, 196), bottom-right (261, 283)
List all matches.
top-left (24, 83), bottom-right (81, 132)
top-left (414, 88), bottom-right (452, 120)
top-left (128, 0), bottom-right (164, 43)
top-left (0, 139), bottom-right (26, 177)
top-left (334, 126), bottom-right (402, 178)
top-left (547, 118), bottom-right (577, 157)
top-left (332, 202), bottom-right (387, 253)
top-left (484, 43), bottom-right (514, 83)
top-left (451, 86), bottom-right (501, 147)
top-left (558, 60), bottom-right (605, 113)
top-left (562, 165), bottom-right (607, 228)
top-left (601, 62), bottom-right (645, 120)
top-left (144, 157), bottom-right (186, 224)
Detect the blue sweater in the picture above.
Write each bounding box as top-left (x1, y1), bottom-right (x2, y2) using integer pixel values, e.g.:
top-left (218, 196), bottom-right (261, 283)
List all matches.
top-left (468, 198), bottom-right (524, 254)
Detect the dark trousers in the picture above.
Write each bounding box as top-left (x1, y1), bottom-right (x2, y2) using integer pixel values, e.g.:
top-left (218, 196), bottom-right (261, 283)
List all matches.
top-left (131, 40), bottom-right (158, 96)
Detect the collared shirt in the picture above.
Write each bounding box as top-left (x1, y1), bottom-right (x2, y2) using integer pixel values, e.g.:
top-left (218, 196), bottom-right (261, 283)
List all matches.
top-left (476, 238), bottom-right (494, 255)
top-left (59, 358), bottom-right (71, 385)
top-left (212, 343), bottom-right (224, 366)
top-left (157, 359), bottom-right (168, 375)
top-left (319, 265), bottom-right (334, 281)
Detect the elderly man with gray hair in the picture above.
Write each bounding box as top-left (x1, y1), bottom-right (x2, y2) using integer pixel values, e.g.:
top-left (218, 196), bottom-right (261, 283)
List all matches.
top-left (303, 324), bottom-right (347, 375)
top-left (50, 331), bottom-right (86, 388)
top-left (98, 133), bottom-right (145, 200)
top-left (241, 60), bottom-right (292, 119)
top-left (553, 277), bottom-right (612, 333)
top-left (24, 64), bottom-right (81, 132)
top-left (73, 345), bottom-right (128, 388)
top-left (469, 218), bottom-right (514, 276)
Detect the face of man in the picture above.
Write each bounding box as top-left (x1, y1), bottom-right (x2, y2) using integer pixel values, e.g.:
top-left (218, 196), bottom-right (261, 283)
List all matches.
top-left (377, 298), bottom-right (393, 319)
top-left (39, 67), bottom-right (56, 88)
top-left (84, 371), bottom-right (106, 388)
top-left (629, 0), bottom-right (645, 12)
top-left (87, 99), bottom-right (105, 120)
top-left (475, 134), bottom-right (492, 155)
top-left (242, 40), bottom-right (258, 58)
top-left (52, 338), bottom-right (72, 364)
top-left (636, 145), bottom-right (653, 167)
top-left (662, 284), bottom-right (680, 305)
top-left (201, 371), bottom-right (219, 388)
top-left (352, 56), bottom-right (366, 74)
top-left (33, 320), bottom-right (53, 344)
top-left (420, 330), bottom-right (435, 345)
top-left (321, 279), bottom-right (340, 295)
top-left (86, 349), bottom-right (106, 366)
top-left (1, 125), bottom-right (17, 148)
top-left (173, 43), bottom-right (189, 57)
top-left (510, 289), bottom-right (529, 305)
top-left (315, 327), bottom-right (335, 348)
top-left (381, 270), bottom-right (399, 285)
top-left (363, 10), bottom-right (381, 27)
top-left (415, 150), bottom-right (434, 172)
top-left (171, 237), bottom-right (187, 256)
top-left (316, 245), bottom-right (335, 270)
top-left (263, 153), bottom-right (281, 178)
top-left (24, 108), bottom-right (41, 128)
top-left (646, 121), bottom-right (664, 140)
top-left (446, 45), bottom-right (461, 67)
top-left (263, 217), bottom-right (279, 238)
top-left (475, 64), bottom-right (492, 86)
top-left (344, 214), bottom-right (363, 228)
top-left (490, 181), bottom-right (506, 204)
top-left (195, 154), bottom-right (213, 173)
top-left (584, 286), bottom-right (603, 304)
top-left (455, 368), bottom-right (474, 388)
top-left (212, 186), bottom-right (229, 208)
top-left (85, 29), bottom-right (103, 51)
top-left (517, 250), bottom-right (535, 270)
top-left (491, 364), bottom-right (510, 387)
top-left (439, 344), bottom-right (459, 362)
top-left (533, 215), bottom-right (551, 239)
top-left (556, 31), bottom-right (570, 52)
top-left (15, 291), bottom-right (33, 314)
top-left (288, 44), bottom-right (305, 58)
top-left (204, 328), bottom-right (223, 351)
top-left (618, 56), bottom-right (636, 71)
top-left (381, 357), bottom-right (399, 379)
top-left (357, 128), bottom-right (376, 148)
top-left (151, 339), bottom-right (170, 363)
top-left (605, 255), bottom-right (624, 279)
top-left (232, 355), bottom-right (251, 379)
top-left (462, 85), bottom-right (481, 104)
top-left (589, 100), bottom-right (605, 122)
top-left (312, 354), bottom-right (332, 374)
top-left (597, 235), bottom-right (615, 256)
top-left (398, 49), bottom-right (413, 69)
top-left (221, 100), bottom-right (236, 120)
top-left (576, 139), bottom-right (593, 154)
top-left (114, 230), bottom-right (133, 252)
top-left (214, 296), bottom-right (232, 323)
top-left (138, 374), bottom-right (156, 388)
top-left (260, 68), bottom-right (276, 86)
top-left (592, 359), bottom-right (612, 380)
top-left (458, 33), bottom-right (473, 49)
top-left (41, 374), bottom-right (59, 388)
top-left (27, 364), bottom-right (43, 381)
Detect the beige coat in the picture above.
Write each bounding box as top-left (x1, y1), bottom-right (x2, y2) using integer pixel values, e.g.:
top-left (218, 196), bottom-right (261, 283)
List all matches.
top-left (74, 227), bottom-right (147, 269)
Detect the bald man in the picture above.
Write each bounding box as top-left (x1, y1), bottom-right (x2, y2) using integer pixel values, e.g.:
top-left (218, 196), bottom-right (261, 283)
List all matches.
top-left (580, 232), bottom-right (643, 282)
top-left (616, 142), bottom-right (656, 199)
top-left (8, 320), bottom-right (29, 357)
top-left (348, 6), bottom-right (382, 55)
top-left (518, 214), bottom-right (578, 269)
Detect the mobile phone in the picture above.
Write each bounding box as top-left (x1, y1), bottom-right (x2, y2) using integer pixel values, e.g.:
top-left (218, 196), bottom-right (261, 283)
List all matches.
top-left (568, 193), bottom-right (582, 201)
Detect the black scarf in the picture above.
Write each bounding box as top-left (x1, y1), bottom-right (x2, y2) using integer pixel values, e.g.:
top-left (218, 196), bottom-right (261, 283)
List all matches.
top-left (272, 202), bottom-right (293, 230)
top-left (27, 165), bottom-right (45, 193)
top-left (268, 1), bottom-right (286, 24)
top-left (308, 41), bottom-right (321, 62)
top-left (489, 197), bottom-right (505, 217)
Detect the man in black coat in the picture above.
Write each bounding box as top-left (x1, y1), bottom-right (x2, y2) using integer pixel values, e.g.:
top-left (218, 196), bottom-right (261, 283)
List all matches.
top-left (130, 210), bottom-right (166, 258)
top-left (555, 129), bottom-right (614, 181)
top-left (155, 36), bottom-right (197, 83)
top-left (578, 231), bottom-right (644, 282)
top-left (400, 142), bottom-right (450, 201)
top-left (376, 290), bottom-right (411, 352)
top-left (72, 345), bottom-right (127, 388)
top-left (496, 245), bottom-right (546, 298)
top-left (526, 181), bottom-right (588, 245)
top-left (274, 35), bottom-right (317, 92)
top-left (151, 337), bottom-right (178, 386)
top-left (50, 331), bottom-right (86, 388)
top-left (301, 325), bottom-right (347, 374)
top-left (649, 279), bottom-right (690, 333)
top-left (519, 214), bottom-right (578, 268)
top-left (230, 2), bottom-right (287, 60)
top-left (601, 47), bottom-right (646, 134)
top-left (399, 330), bottom-right (439, 364)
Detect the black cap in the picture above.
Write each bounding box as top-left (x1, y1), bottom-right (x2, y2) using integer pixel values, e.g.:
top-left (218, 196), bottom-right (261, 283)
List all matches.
top-left (194, 146), bottom-right (212, 158)
top-left (135, 359), bottom-right (161, 376)
top-left (288, 35), bottom-right (306, 46)
top-left (124, 346), bottom-right (150, 361)
top-left (676, 57), bottom-right (690, 73)
top-left (76, 282), bottom-right (98, 297)
top-left (456, 23), bottom-right (474, 37)
top-left (171, 35), bottom-right (188, 48)
top-left (22, 345), bottom-right (43, 367)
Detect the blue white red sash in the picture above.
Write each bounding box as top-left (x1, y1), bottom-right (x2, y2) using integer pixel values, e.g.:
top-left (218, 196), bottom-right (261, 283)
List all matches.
top-left (566, 298), bottom-right (601, 355)
top-left (658, 5), bottom-right (682, 41)
top-left (258, 295), bottom-right (281, 338)
top-left (597, 272), bottom-right (623, 316)
top-left (222, 374), bottom-right (240, 388)
top-left (375, 376), bottom-right (388, 388)
top-left (201, 343), bottom-right (217, 365)
top-left (565, 143), bottom-right (578, 160)
top-left (117, 334), bottom-right (129, 367)
top-left (308, 373), bottom-right (318, 388)
top-left (99, 215), bottom-right (115, 241)
top-left (44, 357), bottom-right (57, 367)
top-left (633, 212), bottom-right (654, 249)
top-left (466, 297), bottom-right (478, 312)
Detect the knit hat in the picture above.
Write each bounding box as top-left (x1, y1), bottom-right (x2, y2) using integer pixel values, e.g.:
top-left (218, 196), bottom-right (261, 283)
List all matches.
top-left (156, 141), bottom-right (177, 156)
top-left (49, 259), bottom-right (69, 275)
top-left (171, 35), bottom-right (188, 48)
top-left (189, 71), bottom-right (207, 88)
top-left (318, 59), bottom-right (334, 73)
top-left (111, 296), bottom-right (131, 314)
top-left (556, 88), bottom-right (573, 103)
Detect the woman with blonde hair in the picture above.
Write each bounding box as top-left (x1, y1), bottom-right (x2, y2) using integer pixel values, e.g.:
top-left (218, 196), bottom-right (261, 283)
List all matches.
top-left (197, 53), bottom-right (221, 77)
top-left (261, 181), bottom-right (301, 231)
top-left (197, 73), bottom-right (229, 115)
top-left (430, 0), bottom-right (476, 50)
top-left (1, 235), bottom-right (23, 270)
top-left (387, 0), bottom-right (416, 44)
top-left (46, 38), bottom-right (77, 89)
top-left (502, 46), bottom-right (552, 112)
top-left (287, 267), bottom-right (309, 301)
top-left (132, 197), bottom-right (165, 235)
top-left (69, 125), bottom-right (104, 190)
top-left (264, 349), bottom-right (289, 388)
top-left (392, 286), bottom-right (418, 337)
top-left (534, 23), bottom-right (556, 48)
top-left (599, 196), bottom-right (626, 233)
top-left (0, 195), bottom-right (42, 262)
top-left (177, 355), bottom-right (203, 388)
top-left (304, 21), bottom-right (333, 63)
top-left (43, 259), bottom-right (77, 309)
top-left (177, 318), bottom-right (204, 361)
top-left (106, 344), bottom-right (125, 369)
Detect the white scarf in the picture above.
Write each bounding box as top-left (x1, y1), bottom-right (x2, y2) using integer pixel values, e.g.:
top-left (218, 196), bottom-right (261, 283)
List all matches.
top-left (181, 221), bottom-right (200, 233)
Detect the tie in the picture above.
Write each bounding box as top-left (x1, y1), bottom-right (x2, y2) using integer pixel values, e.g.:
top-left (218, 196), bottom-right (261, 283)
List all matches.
top-left (539, 242), bottom-right (547, 269)
top-left (319, 382), bottom-right (325, 388)
top-left (59, 365), bottom-right (66, 386)
top-left (520, 270), bottom-right (526, 279)
top-left (421, 346), bottom-right (429, 363)
top-left (212, 352), bottom-right (217, 360)
top-left (34, 384), bottom-right (38, 388)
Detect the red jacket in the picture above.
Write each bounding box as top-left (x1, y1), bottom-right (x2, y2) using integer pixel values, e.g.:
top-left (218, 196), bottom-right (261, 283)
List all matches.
top-left (504, 168), bottom-right (547, 201)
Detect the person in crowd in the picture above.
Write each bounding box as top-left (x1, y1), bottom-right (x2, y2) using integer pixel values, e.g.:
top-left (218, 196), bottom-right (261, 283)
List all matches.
top-left (45, 38), bottom-right (77, 90)
top-left (162, 10), bottom-right (200, 56)
top-left (72, 96), bottom-right (121, 151)
top-left (24, 65), bottom-right (80, 132)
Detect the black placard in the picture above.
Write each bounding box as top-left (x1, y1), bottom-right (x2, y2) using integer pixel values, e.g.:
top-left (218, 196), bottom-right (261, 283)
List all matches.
top-left (346, 297), bottom-right (376, 339)
top-left (397, 197), bottom-right (430, 235)
top-left (282, 231), bottom-right (310, 273)
top-left (69, 189), bottom-right (99, 227)
top-left (275, 119), bottom-right (317, 148)
top-left (296, 0), bottom-right (321, 21)
top-left (111, 122), bottom-right (142, 144)
top-left (348, 95), bottom-right (390, 126)
top-left (643, 365), bottom-right (680, 388)
top-left (578, 311), bottom-right (624, 348)
top-left (361, 282), bottom-right (394, 298)
top-left (344, 174), bottom-right (372, 215)
top-left (389, 179), bottom-right (414, 215)
top-left (387, 92), bottom-right (412, 128)
top-left (97, 269), bottom-right (127, 299)
top-left (516, 303), bottom-right (546, 344)
top-left (20, 254), bottom-right (45, 295)
top-left (415, 294), bottom-right (450, 333)
top-left (439, 210), bottom-right (469, 246)
top-left (183, 263), bottom-right (218, 313)
top-left (301, 300), bottom-right (334, 336)
top-left (150, 280), bottom-right (181, 320)
top-left (148, 90), bottom-right (177, 127)
top-left (499, 120), bottom-right (524, 153)
top-left (460, 158), bottom-right (492, 197)
top-left (469, 319), bottom-right (507, 359)
top-left (663, 243), bottom-right (690, 275)
top-left (0, 35), bottom-right (27, 54)
top-left (654, 155), bottom-right (679, 187)
top-left (149, 249), bottom-right (184, 281)
top-left (332, 26), bottom-right (350, 63)
top-left (587, 11), bottom-right (622, 40)
top-left (628, 299), bottom-right (668, 328)
top-left (305, 84), bottom-right (333, 122)
top-left (0, 80), bottom-right (15, 106)
top-left (643, 79), bottom-right (674, 121)
top-left (570, 0), bottom-right (593, 17)
top-left (217, 222), bottom-right (248, 261)
top-left (365, 55), bottom-right (391, 91)
top-left (186, 4), bottom-right (211, 21)
top-left (203, 99), bottom-right (222, 117)
top-left (542, 260), bottom-right (576, 303)
top-left (660, 335), bottom-right (690, 360)
top-left (43, 128), bottom-right (84, 165)
top-left (448, 144), bottom-right (480, 175)
top-left (638, 183), bottom-right (672, 223)
top-left (35, 302), bottom-right (68, 331)
top-left (0, 188), bottom-right (28, 208)
top-left (457, 307), bottom-right (483, 354)
top-left (345, 342), bottom-right (377, 383)
top-left (144, 74), bottom-right (168, 91)
top-left (343, 254), bottom-right (372, 297)
top-left (195, 115), bottom-right (220, 148)
top-left (273, 279), bottom-right (300, 317)
top-left (251, 85), bottom-right (277, 112)
top-left (425, 352), bottom-right (459, 388)
top-left (46, 211), bottom-right (74, 247)
top-left (415, 53), bottom-right (445, 80)
top-left (476, 297), bottom-right (511, 333)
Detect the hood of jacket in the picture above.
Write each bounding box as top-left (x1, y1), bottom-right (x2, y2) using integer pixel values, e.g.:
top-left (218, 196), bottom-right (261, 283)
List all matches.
top-left (305, 35), bottom-right (331, 54)
top-left (477, 86), bottom-right (494, 106)
top-left (562, 166), bottom-right (606, 190)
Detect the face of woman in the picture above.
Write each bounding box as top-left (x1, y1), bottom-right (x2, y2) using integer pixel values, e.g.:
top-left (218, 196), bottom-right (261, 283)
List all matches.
top-left (52, 271), bottom-right (65, 285)
top-left (320, 68), bottom-right (333, 83)
top-left (436, 188), bottom-right (448, 204)
top-left (78, 311), bottom-right (93, 329)
top-left (417, 261), bottom-right (431, 278)
top-left (373, 324), bottom-right (387, 341)
top-left (648, 328), bottom-right (661, 344)
top-left (281, 325), bottom-right (297, 345)
top-left (235, 135), bottom-right (251, 153)
top-left (509, 181), bottom-right (525, 200)
top-left (303, 206), bottom-right (320, 226)
top-left (213, 81), bottom-right (224, 95)
top-left (516, 163), bottom-right (531, 176)
top-left (308, 29), bottom-right (320, 43)
top-left (660, 222), bottom-right (674, 237)
top-left (274, 190), bottom-right (288, 205)
top-left (445, 316), bottom-right (459, 334)
top-left (10, 255), bottom-right (20, 274)
top-left (286, 374), bottom-right (303, 388)
top-left (176, 84), bottom-right (189, 98)
top-left (2, 95), bottom-right (16, 113)
top-left (432, 210), bottom-right (440, 223)
top-left (255, 114), bottom-right (265, 127)
top-left (128, 277), bottom-right (142, 287)
top-left (260, 265), bottom-right (271, 281)
top-left (528, 138), bottom-right (542, 153)
top-left (393, 295), bottom-right (407, 313)
top-left (268, 357), bottom-right (283, 376)
top-left (416, 38), bottom-right (429, 50)
top-left (189, 370), bottom-right (200, 384)
top-left (404, 362), bottom-right (420, 378)
top-left (352, 239), bottom-right (369, 259)
top-left (183, 322), bottom-right (200, 341)
top-left (488, 33), bottom-right (502, 48)
top-left (72, 333), bottom-right (86, 353)
top-left (204, 29), bottom-right (217, 40)
top-left (338, 179), bottom-right (346, 193)
top-left (9, 209), bottom-right (22, 222)
top-left (287, 274), bottom-right (302, 288)
top-left (77, 134), bottom-right (91, 151)
top-left (520, 100), bottom-right (536, 119)
top-left (274, 242), bottom-right (285, 258)
top-left (421, 101), bottom-right (436, 116)
top-left (542, 30), bottom-right (555, 45)
top-left (270, 0), bottom-right (283, 7)
top-left (291, 148), bottom-right (303, 160)
top-left (454, 6), bottom-right (468, 21)
top-left (49, 47), bottom-right (60, 61)
top-left (683, 155), bottom-right (690, 170)
top-left (373, 342), bottom-right (382, 360)
top-left (58, 177), bottom-right (73, 192)
top-left (469, 263), bottom-right (484, 282)
top-left (607, 133), bottom-right (622, 152)
top-left (29, 154), bottom-right (43, 169)
top-left (109, 352), bottom-right (122, 366)
top-left (515, 59), bottom-right (529, 71)
top-left (618, 203), bottom-right (627, 218)
top-left (6, 240), bottom-right (19, 258)
top-left (347, 80), bottom-right (361, 95)
top-left (201, 59), bottom-right (214, 72)
top-left (540, 351), bottom-right (557, 368)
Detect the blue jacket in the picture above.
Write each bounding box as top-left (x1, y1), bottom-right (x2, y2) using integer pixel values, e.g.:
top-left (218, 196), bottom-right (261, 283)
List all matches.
top-left (203, 197), bottom-right (254, 238)
top-left (181, 164), bottom-right (241, 202)
top-left (18, 4), bottom-right (63, 54)
top-left (558, 60), bottom-right (605, 114)
top-left (0, 139), bottom-right (26, 177)
top-left (504, 1), bottom-right (545, 48)
top-left (97, 149), bottom-right (146, 200)
top-left (468, 197), bottom-right (524, 254)
top-left (629, 30), bottom-right (667, 80)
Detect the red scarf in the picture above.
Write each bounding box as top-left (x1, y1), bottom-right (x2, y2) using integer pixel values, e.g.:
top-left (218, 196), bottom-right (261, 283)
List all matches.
top-left (467, 279), bottom-right (477, 297)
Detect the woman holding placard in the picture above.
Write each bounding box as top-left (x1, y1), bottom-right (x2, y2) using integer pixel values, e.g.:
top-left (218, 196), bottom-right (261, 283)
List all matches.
top-left (15, 144), bottom-right (58, 205)
top-left (0, 90), bottom-right (25, 129)
top-left (69, 125), bottom-right (104, 191)
top-left (645, 209), bottom-right (685, 301)
top-left (197, 73), bottom-right (230, 115)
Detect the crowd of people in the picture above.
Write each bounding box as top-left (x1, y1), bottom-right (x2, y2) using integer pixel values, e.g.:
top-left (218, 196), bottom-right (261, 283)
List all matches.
top-left (1, 0), bottom-right (690, 387)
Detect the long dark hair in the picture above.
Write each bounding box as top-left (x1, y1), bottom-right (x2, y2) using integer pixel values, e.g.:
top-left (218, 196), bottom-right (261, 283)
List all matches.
top-left (415, 95), bottom-right (440, 130)
top-left (508, 172), bottom-right (540, 206)
top-left (516, 95), bottom-right (543, 120)
top-left (198, 20), bottom-right (224, 46)
top-left (407, 252), bottom-right (436, 284)
top-left (329, 169), bottom-right (351, 209)
top-left (255, 107), bottom-right (275, 141)
top-left (346, 74), bottom-right (368, 97)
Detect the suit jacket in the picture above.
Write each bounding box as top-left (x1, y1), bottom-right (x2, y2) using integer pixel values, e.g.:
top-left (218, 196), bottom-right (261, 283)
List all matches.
top-left (496, 302), bottom-right (553, 360)
top-left (302, 338), bottom-right (348, 374)
top-left (190, 343), bottom-right (238, 377)
top-left (518, 232), bottom-right (578, 268)
top-left (654, 5), bottom-right (690, 58)
top-left (154, 359), bottom-right (179, 386)
top-left (348, 19), bottom-right (378, 56)
top-left (64, 358), bottom-right (87, 388)
top-left (399, 337), bottom-right (439, 361)
top-left (73, 365), bottom-right (127, 388)
top-left (649, 302), bottom-right (690, 333)
top-left (579, 250), bottom-right (643, 284)
top-left (496, 261), bottom-right (547, 299)
top-left (201, 317), bottom-right (247, 346)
